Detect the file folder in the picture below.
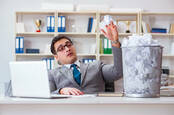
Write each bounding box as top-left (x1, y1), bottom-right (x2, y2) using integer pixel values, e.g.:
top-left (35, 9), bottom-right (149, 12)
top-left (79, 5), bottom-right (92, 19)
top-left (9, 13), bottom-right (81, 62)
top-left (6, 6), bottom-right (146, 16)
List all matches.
top-left (50, 58), bottom-right (54, 70)
top-left (51, 16), bottom-right (55, 32)
top-left (19, 37), bottom-right (24, 53)
top-left (47, 16), bottom-right (51, 32)
top-left (87, 17), bottom-right (93, 32)
top-left (61, 16), bottom-right (66, 32)
top-left (108, 40), bottom-right (112, 54)
top-left (58, 16), bottom-right (61, 32)
top-left (15, 37), bottom-right (20, 53)
top-left (103, 38), bottom-right (108, 54)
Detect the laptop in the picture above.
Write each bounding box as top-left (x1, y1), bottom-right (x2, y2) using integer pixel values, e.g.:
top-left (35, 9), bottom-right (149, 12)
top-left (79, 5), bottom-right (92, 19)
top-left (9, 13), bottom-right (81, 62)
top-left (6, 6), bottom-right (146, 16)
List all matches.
top-left (9, 61), bottom-right (71, 99)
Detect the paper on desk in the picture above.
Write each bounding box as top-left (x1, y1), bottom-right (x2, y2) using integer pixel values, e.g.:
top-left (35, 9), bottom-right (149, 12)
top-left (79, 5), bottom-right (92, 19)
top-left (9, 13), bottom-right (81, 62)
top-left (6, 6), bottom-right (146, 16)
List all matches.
top-left (70, 94), bottom-right (97, 98)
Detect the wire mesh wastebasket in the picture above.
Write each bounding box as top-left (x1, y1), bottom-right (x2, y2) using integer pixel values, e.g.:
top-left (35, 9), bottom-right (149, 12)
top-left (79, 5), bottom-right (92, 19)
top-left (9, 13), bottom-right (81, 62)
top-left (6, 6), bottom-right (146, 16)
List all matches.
top-left (122, 46), bottom-right (163, 97)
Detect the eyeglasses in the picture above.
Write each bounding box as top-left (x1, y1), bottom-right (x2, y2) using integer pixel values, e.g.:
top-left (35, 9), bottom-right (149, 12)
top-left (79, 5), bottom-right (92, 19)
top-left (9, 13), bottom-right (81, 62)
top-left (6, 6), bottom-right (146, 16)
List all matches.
top-left (56, 41), bottom-right (73, 52)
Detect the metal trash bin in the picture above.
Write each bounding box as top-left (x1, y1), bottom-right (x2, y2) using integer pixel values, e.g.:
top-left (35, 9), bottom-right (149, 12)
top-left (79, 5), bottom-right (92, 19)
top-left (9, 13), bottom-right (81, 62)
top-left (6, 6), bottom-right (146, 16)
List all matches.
top-left (122, 46), bottom-right (163, 98)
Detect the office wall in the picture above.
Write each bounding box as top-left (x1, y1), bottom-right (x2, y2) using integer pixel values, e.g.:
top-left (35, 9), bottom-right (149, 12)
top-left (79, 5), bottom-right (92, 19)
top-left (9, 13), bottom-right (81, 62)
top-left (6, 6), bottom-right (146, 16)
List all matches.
top-left (0, 0), bottom-right (174, 82)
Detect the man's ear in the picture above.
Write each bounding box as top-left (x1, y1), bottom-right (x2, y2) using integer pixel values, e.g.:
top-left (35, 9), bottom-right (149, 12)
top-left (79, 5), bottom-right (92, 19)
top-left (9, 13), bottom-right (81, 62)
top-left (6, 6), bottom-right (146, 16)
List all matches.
top-left (54, 55), bottom-right (61, 65)
top-left (54, 55), bottom-right (59, 62)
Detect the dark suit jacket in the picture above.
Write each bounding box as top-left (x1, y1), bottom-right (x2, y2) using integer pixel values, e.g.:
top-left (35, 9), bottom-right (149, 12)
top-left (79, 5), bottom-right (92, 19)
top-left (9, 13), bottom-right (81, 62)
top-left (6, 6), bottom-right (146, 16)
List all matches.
top-left (48, 47), bottom-right (123, 94)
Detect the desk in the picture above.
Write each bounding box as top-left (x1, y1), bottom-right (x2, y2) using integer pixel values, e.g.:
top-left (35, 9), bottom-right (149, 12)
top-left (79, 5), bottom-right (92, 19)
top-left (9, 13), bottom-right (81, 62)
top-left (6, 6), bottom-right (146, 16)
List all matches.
top-left (0, 97), bottom-right (174, 115)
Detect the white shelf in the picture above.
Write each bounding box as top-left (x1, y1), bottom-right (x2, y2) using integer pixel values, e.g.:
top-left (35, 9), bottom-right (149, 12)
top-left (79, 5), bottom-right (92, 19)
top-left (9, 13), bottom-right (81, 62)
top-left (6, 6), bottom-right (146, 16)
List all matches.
top-left (100, 33), bottom-right (134, 36)
top-left (143, 33), bottom-right (174, 36)
top-left (57, 32), bottom-right (97, 36)
top-left (15, 53), bottom-right (97, 57)
top-left (99, 54), bottom-right (113, 57)
top-left (142, 12), bottom-right (174, 15)
top-left (163, 54), bottom-right (174, 57)
top-left (16, 11), bottom-right (55, 14)
top-left (16, 32), bottom-right (55, 36)
top-left (100, 12), bottom-right (138, 15)
top-left (77, 54), bottom-right (97, 57)
top-left (99, 54), bottom-right (174, 57)
top-left (16, 32), bottom-right (97, 36)
top-left (58, 11), bottom-right (97, 14)
top-left (169, 75), bottom-right (174, 78)
top-left (15, 53), bottom-right (53, 56)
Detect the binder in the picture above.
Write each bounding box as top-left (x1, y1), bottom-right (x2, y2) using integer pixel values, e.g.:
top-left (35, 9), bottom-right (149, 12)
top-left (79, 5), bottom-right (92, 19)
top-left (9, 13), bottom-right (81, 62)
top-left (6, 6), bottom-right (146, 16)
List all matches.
top-left (51, 16), bottom-right (55, 32)
top-left (100, 39), bottom-right (103, 54)
top-left (42, 58), bottom-right (48, 69)
top-left (89, 17), bottom-right (93, 32)
top-left (92, 59), bottom-right (96, 62)
top-left (61, 16), bottom-right (66, 32)
top-left (83, 59), bottom-right (88, 63)
top-left (19, 37), bottom-right (24, 53)
top-left (103, 38), bottom-right (108, 54)
top-left (88, 59), bottom-right (93, 63)
top-left (87, 17), bottom-right (93, 32)
top-left (15, 37), bottom-right (20, 53)
top-left (50, 58), bottom-right (54, 70)
top-left (108, 40), bottom-right (112, 54)
top-left (58, 16), bottom-right (61, 32)
top-left (47, 16), bottom-right (51, 32)
top-left (47, 58), bottom-right (51, 70)
top-left (83, 59), bottom-right (95, 63)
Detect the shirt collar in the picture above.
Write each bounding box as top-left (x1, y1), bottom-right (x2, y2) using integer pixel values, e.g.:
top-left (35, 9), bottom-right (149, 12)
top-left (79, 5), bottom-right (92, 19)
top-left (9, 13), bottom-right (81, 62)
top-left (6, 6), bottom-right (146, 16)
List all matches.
top-left (64, 60), bottom-right (80, 69)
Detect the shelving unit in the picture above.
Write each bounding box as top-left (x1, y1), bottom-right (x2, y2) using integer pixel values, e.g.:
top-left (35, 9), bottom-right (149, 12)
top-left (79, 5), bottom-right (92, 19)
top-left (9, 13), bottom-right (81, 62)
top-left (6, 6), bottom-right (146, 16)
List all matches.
top-left (14, 10), bottom-right (174, 78)
top-left (14, 10), bottom-right (140, 65)
top-left (140, 11), bottom-right (174, 76)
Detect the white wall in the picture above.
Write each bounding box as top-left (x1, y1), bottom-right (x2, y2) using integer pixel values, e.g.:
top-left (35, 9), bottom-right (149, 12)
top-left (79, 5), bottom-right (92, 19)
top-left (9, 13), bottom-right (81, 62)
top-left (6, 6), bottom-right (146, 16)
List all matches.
top-left (0, 0), bottom-right (174, 82)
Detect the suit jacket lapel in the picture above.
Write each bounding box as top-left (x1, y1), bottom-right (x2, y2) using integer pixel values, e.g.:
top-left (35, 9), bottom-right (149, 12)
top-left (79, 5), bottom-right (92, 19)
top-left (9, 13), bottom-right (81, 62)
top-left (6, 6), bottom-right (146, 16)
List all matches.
top-left (59, 66), bottom-right (79, 87)
top-left (80, 62), bottom-right (88, 85)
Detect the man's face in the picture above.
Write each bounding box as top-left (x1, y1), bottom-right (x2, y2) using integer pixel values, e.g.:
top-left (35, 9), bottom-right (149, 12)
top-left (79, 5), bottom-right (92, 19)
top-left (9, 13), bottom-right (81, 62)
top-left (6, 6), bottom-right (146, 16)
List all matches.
top-left (54, 38), bottom-right (77, 65)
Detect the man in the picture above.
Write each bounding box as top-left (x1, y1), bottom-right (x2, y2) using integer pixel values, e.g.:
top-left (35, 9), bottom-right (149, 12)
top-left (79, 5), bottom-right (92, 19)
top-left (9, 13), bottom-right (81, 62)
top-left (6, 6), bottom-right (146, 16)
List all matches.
top-left (48, 21), bottom-right (123, 95)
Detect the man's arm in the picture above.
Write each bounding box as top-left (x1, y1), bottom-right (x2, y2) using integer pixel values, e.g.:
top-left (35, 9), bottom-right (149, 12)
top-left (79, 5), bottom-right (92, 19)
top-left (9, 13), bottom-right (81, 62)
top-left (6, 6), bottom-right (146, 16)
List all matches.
top-left (100, 21), bottom-right (123, 81)
top-left (48, 70), bottom-right (84, 95)
top-left (48, 70), bottom-right (60, 94)
top-left (101, 46), bottom-right (123, 81)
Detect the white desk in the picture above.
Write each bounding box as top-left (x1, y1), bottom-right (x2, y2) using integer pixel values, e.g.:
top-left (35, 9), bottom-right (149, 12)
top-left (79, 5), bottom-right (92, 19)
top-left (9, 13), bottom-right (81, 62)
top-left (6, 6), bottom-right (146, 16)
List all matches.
top-left (0, 96), bottom-right (174, 115)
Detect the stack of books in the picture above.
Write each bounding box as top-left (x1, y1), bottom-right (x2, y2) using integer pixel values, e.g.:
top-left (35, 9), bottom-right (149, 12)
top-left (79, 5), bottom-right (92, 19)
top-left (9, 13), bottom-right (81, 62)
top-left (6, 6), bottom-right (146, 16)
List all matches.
top-left (151, 28), bottom-right (167, 33)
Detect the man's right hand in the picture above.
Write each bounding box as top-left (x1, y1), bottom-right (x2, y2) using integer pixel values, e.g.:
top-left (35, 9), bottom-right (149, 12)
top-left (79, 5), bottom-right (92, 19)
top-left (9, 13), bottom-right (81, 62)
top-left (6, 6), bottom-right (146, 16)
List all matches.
top-left (59, 87), bottom-right (84, 95)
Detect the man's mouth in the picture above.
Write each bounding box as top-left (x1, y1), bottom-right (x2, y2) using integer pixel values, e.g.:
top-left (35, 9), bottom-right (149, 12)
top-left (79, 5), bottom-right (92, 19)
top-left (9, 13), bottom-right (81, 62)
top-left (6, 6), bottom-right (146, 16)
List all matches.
top-left (67, 52), bottom-right (73, 57)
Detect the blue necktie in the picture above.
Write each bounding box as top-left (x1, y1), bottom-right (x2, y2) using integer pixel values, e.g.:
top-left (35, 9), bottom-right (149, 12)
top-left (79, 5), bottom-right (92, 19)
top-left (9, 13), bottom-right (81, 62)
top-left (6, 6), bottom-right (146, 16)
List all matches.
top-left (71, 64), bottom-right (81, 85)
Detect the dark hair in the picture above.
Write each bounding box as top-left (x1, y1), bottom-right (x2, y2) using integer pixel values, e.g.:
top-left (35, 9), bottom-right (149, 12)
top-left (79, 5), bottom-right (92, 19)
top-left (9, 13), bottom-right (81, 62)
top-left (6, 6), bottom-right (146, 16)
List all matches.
top-left (50, 35), bottom-right (73, 55)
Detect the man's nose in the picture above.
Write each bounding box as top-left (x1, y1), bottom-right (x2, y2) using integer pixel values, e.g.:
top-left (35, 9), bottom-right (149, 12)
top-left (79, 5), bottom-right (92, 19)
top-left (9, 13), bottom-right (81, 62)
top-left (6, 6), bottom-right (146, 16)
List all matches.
top-left (64, 46), bottom-right (70, 51)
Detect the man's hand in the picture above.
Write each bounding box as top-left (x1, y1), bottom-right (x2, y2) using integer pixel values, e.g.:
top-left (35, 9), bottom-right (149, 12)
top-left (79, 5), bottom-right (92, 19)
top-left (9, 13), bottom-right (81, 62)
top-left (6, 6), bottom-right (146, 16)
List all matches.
top-left (101, 21), bottom-right (120, 48)
top-left (59, 87), bottom-right (84, 95)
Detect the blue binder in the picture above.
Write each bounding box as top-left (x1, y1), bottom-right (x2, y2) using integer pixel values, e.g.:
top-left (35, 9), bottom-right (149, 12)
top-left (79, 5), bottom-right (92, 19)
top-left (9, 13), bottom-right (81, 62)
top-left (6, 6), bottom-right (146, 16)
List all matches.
top-left (87, 17), bottom-right (93, 32)
top-left (61, 16), bottom-right (66, 32)
top-left (42, 58), bottom-right (48, 69)
top-left (15, 37), bottom-right (20, 53)
top-left (89, 17), bottom-right (93, 32)
top-left (47, 16), bottom-right (51, 32)
top-left (19, 37), bottom-right (24, 53)
top-left (51, 16), bottom-right (55, 32)
top-left (58, 16), bottom-right (61, 32)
